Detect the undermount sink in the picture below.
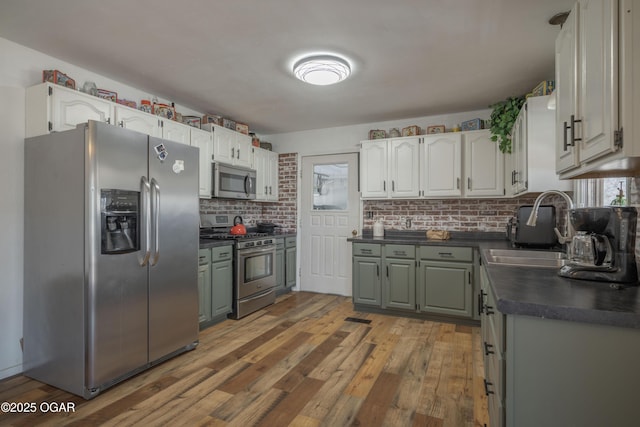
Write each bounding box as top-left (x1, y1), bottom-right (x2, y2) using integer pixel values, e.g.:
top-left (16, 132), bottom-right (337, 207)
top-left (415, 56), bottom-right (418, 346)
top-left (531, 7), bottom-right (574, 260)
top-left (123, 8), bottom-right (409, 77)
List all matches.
top-left (484, 248), bottom-right (568, 268)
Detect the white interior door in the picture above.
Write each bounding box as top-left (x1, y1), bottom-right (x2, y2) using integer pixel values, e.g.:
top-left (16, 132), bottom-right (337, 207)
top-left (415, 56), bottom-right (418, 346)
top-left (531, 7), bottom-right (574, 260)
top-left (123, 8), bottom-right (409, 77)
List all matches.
top-left (301, 154), bottom-right (360, 296)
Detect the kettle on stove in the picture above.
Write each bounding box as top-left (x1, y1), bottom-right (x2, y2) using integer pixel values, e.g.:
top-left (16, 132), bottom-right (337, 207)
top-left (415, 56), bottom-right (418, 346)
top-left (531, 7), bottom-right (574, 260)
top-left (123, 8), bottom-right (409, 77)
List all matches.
top-left (230, 215), bottom-right (247, 235)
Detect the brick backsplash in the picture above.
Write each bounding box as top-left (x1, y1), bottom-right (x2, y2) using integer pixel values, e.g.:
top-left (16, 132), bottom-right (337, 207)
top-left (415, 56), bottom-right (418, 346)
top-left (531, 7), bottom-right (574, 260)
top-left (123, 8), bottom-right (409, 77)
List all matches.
top-left (199, 153), bottom-right (298, 232)
top-left (363, 194), bottom-right (571, 233)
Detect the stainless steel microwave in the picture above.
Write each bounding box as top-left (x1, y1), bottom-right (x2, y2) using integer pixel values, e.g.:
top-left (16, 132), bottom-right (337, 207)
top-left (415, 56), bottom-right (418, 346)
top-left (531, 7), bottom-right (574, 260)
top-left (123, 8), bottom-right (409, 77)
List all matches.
top-left (212, 162), bottom-right (256, 200)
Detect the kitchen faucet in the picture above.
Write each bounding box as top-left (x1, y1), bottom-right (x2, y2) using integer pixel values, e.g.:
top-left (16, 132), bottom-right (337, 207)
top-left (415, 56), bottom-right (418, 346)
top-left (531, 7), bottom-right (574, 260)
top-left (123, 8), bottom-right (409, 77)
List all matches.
top-left (526, 190), bottom-right (575, 253)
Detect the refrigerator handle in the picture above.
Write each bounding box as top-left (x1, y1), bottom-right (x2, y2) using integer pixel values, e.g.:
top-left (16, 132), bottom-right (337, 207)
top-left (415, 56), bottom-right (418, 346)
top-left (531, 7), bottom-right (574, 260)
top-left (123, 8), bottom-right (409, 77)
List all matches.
top-left (140, 176), bottom-right (151, 267)
top-left (150, 178), bottom-right (161, 266)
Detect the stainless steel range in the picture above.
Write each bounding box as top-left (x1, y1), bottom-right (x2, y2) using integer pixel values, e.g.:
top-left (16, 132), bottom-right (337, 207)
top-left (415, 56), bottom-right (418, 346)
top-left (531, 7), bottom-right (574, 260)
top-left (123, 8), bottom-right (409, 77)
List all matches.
top-left (200, 214), bottom-right (276, 319)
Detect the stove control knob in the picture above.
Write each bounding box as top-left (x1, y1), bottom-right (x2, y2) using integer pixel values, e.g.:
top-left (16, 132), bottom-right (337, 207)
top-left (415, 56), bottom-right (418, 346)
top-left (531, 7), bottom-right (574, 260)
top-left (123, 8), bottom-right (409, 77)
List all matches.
top-left (256, 241), bottom-right (262, 246)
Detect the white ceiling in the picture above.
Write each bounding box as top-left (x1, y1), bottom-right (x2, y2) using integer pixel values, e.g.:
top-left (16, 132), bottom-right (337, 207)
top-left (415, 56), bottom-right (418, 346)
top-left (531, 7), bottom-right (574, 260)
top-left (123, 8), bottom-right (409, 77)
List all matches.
top-left (0, 0), bottom-right (573, 135)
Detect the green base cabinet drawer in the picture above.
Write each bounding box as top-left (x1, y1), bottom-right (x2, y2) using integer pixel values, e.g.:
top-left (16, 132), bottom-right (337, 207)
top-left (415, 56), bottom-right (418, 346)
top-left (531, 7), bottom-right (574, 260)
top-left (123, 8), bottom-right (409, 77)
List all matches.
top-left (419, 246), bottom-right (473, 262)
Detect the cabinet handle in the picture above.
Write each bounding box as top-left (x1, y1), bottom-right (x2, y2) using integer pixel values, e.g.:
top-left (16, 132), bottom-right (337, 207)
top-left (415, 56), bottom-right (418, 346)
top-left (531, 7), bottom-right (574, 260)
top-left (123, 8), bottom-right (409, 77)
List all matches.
top-left (485, 304), bottom-right (495, 315)
top-left (386, 266), bottom-right (389, 277)
top-left (468, 271), bottom-right (471, 284)
top-left (478, 291), bottom-right (486, 315)
top-left (467, 177), bottom-right (471, 190)
top-left (231, 147), bottom-right (235, 158)
top-left (106, 118), bottom-right (111, 124)
top-left (269, 186), bottom-right (272, 195)
top-left (484, 341), bottom-right (495, 356)
top-left (376, 264), bottom-right (379, 276)
top-left (457, 177), bottom-right (460, 189)
top-left (563, 120), bottom-right (571, 151)
top-left (438, 252), bottom-right (453, 257)
top-left (118, 120), bottom-right (124, 127)
top-left (392, 180), bottom-right (395, 192)
top-left (570, 114), bottom-right (582, 147)
top-left (237, 149), bottom-right (240, 159)
top-left (265, 186), bottom-right (268, 194)
top-left (484, 379), bottom-right (495, 396)
top-left (383, 181), bottom-right (386, 191)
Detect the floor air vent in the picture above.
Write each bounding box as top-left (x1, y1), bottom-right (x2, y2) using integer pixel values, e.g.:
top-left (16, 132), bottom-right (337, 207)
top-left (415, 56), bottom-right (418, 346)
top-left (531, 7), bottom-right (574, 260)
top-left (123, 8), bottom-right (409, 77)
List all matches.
top-left (344, 317), bottom-right (372, 324)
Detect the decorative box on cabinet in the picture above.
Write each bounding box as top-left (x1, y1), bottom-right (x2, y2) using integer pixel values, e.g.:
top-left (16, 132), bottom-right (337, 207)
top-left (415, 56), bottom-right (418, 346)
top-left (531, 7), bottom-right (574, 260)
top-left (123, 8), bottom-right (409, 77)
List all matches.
top-left (26, 82), bottom-right (114, 138)
top-left (555, 0), bottom-right (640, 178)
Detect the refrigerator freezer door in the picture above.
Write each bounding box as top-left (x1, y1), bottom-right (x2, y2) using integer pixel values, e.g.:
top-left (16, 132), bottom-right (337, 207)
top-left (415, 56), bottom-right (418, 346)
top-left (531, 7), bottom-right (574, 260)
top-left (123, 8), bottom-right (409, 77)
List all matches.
top-left (148, 137), bottom-right (200, 362)
top-left (87, 122), bottom-right (150, 390)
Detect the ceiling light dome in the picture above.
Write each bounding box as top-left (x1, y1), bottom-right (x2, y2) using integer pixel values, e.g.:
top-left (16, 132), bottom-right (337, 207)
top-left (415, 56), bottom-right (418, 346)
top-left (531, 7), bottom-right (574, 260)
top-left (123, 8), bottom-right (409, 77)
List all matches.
top-left (293, 55), bottom-right (351, 86)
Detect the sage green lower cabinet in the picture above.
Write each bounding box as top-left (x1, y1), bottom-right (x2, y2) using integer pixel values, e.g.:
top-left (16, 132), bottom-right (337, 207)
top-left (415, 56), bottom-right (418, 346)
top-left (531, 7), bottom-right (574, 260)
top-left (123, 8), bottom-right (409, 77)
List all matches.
top-left (210, 245), bottom-right (232, 318)
top-left (198, 244), bottom-right (233, 329)
top-left (417, 246), bottom-right (473, 318)
top-left (285, 236), bottom-right (297, 289)
top-left (198, 249), bottom-right (212, 324)
top-left (275, 238), bottom-right (285, 293)
top-left (383, 245), bottom-right (415, 310)
top-left (352, 242), bottom-right (382, 306)
top-left (480, 264), bottom-right (640, 427)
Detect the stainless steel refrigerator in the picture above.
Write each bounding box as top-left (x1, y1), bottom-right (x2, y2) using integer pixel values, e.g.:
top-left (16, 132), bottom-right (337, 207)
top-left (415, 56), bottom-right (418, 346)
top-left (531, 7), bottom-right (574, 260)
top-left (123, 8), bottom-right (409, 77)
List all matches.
top-left (23, 120), bottom-right (200, 399)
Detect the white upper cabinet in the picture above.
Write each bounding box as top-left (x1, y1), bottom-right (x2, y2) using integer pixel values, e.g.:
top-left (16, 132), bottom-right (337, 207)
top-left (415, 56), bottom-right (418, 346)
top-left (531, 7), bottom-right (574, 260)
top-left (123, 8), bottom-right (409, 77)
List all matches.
top-left (360, 137), bottom-right (420, 199)
top-left (26, 83), bottom-right (114, 138)
top-left (253, 147), bottom-right (279, 201)
top-left (389, 137), bottom-right (421, 198)
top-left (464, 130), bottom-right (504, 197)
top-left (360, 140), bottom-right (388, 198)
top-left (421, 133), bottom-right (462, 197)
top-left (160, 118), bottom-right (191, 145)
top-left (190, 127), bottom-right (213, 198)
top-left (115, 105), bottom-right (161, 137)
top-left (207, 124), bottom-right (252, 168)
top-left (555, 0), bottom-right (636, 178)
top-left (508, 95), bottom-right (572, 196)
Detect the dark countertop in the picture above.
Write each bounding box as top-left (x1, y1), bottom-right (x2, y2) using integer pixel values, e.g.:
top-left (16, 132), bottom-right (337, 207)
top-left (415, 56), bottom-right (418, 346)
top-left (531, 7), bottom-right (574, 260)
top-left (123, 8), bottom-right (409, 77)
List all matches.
top-left (480, 245), bottom-right (640, 329)
top-left (347, 230), bottom-right (506, 248)
top-left (348, 230), bottom-right (640, 329)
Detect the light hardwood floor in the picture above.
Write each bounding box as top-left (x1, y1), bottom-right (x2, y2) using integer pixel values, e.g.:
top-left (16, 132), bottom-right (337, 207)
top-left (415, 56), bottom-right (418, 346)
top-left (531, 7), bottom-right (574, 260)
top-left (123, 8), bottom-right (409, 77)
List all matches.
top-left (0, 292), bottom-right (488, 426)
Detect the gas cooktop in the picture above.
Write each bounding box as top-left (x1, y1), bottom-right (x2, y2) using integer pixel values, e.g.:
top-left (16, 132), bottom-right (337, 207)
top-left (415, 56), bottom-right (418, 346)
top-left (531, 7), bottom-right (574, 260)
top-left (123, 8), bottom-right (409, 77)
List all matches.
top-left (199, 231), bottom-right (268, 240)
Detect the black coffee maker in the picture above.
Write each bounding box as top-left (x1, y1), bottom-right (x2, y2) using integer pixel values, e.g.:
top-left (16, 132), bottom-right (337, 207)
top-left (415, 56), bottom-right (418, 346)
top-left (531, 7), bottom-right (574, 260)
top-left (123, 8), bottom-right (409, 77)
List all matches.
top-left (559, 206), bottom-right (638, 284)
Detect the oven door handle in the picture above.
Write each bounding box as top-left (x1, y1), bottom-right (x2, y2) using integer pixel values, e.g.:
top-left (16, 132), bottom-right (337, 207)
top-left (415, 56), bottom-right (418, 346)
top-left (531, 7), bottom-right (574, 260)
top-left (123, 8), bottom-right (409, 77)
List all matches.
top-left (242, 287), bottom-right (275, 302)
top-left (238, 246), bottom-right (275, 257)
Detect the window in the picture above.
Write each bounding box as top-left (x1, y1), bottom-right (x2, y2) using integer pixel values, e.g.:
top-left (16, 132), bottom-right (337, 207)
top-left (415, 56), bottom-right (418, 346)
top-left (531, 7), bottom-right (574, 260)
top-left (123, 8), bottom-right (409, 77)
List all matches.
top-left (312, 163), bottom-right (349, 210)
top-left (574, 178), bottom-right (632, 207)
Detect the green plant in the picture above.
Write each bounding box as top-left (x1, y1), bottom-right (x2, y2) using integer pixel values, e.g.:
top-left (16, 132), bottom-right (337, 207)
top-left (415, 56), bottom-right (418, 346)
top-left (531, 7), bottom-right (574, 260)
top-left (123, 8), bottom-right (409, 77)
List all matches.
top-left (489, 95), bottom-right (526, 153)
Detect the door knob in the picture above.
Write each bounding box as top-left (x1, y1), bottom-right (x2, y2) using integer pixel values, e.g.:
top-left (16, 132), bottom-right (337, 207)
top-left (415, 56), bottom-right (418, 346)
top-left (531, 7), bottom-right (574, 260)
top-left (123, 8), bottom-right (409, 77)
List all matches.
top-left (351, 230), bottom-right (358, 236)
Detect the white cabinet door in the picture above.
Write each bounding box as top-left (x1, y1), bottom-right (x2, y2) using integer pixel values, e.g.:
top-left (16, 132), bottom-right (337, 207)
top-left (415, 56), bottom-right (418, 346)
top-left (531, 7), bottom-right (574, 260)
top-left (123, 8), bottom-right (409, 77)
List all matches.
top-left (253, 146), bottom-right (269, 200)
top-left (421, 133), bottom-right (462, 197)
top-left (389, 137), bottom-right (420, 198)
top-left (578, 0), bottom-right (618, 163)
top-left (234, 133), bottom-right (253, 168)
top-left (161, 119), bottom-right (191, 145)
top-left (267, 150), bottom-right (279, 200)
top-left (210, 125), bottom-right (251, 167)
top-left (556, 0), bottom-right (619, 174)
top-left (555, 4), bottom-right (580, 173)
top-left (115, 105), bottom-right (161, 137)
top-left (464, 130), bottom-right (504, 197)
top-left (191, 127), bottom-right (213, 198)
top-left (360, 140), bottom-right (389, 198)
top-left (212, 125), bottom-right (234, 164)
top-left (26, 82), bottom-right (115, 137)
top-left (511, 106), bottom-right (527, 194)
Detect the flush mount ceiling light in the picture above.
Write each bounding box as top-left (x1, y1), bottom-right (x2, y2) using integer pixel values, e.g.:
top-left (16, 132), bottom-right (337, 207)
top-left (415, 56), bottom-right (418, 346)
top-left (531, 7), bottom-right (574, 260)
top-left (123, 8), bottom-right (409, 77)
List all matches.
top-left (293, 55), bottom-right (351, 86)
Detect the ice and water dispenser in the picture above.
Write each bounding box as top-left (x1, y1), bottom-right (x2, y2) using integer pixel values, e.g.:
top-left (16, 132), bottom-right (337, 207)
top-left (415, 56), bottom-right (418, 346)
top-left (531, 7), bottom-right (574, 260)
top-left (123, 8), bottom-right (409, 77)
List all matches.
top-left (100, 189), bottom-right (139, 254)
